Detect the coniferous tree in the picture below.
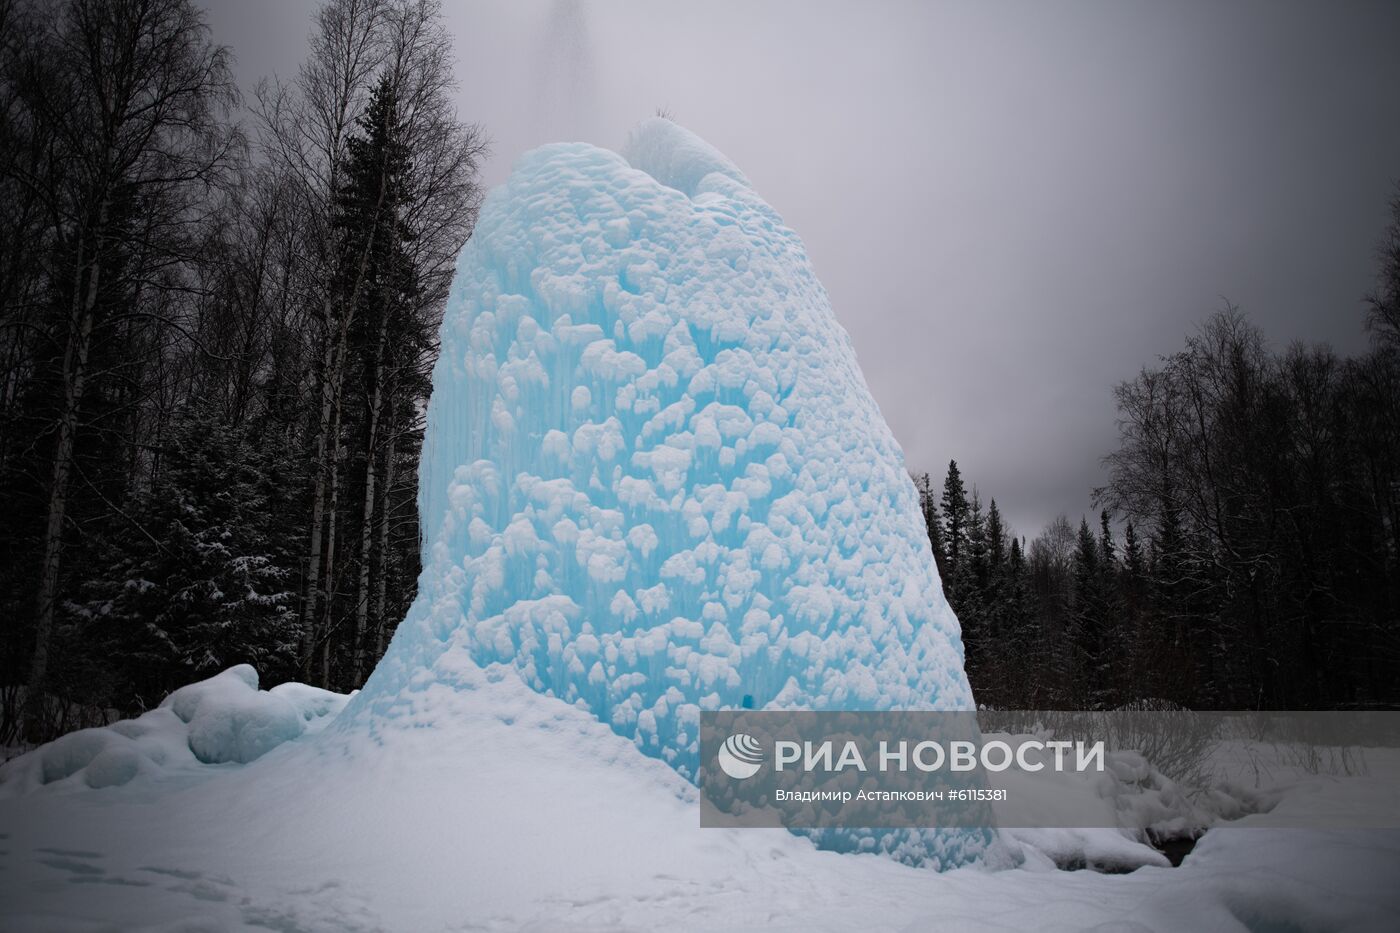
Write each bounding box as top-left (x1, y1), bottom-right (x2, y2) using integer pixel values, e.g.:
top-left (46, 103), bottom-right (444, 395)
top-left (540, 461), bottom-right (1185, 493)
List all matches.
top-left (966, 492), bottom-right (988, 597)
top-left (956, 491), bottom-right (988, 682)
top-left (913, 472), bottom-right (947, 578)
top-left (986, 499), bottom-right (1007, 581)
top-left (1071, 516), bottom-right (1105, 705)
top-left (979, 500), bottom-right (1010, 702)
top-left (1097, 510), bottom-right (1116, 571)
top-left (334, 73), bottom-right (418, 687)
top-left (73, 407), bottom-right (301, 707)
top-left (1122, 521), bottom-right (1145, 590)
top-left (1095, 509), bottom-right (1126, 703)
top-left (982, 500), bottom-right (1007, 636)
top-left (940, 460), bottom-right (970, 603)
top-left (1118, 519), bottom-right (1152, 697)
top-left (1004, 535), bottom-right (1044, 705)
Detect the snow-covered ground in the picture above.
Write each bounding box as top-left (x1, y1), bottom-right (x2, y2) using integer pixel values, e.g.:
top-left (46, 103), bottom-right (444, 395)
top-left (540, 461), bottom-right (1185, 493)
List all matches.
top-left (2, 664), bottom-right (1397, 932)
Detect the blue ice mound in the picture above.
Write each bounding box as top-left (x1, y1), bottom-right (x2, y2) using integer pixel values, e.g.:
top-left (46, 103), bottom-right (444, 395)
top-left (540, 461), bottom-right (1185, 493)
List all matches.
top-left (353, 119), bottom-right (974, 779)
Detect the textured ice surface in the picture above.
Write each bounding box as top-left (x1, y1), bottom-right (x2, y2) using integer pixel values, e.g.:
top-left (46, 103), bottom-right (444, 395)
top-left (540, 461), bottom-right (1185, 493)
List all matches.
top-left (352, 120), bottom-right (974, 783)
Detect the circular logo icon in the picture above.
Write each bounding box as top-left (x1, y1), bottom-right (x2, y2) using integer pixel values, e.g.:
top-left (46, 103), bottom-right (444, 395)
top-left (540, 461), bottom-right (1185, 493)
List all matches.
top-left (717, 733), bottom-right (764, 779)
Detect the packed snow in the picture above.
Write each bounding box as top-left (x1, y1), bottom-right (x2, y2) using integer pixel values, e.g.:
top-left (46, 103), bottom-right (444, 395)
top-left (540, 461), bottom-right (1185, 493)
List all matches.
top-left (0, 665), bottom-right (347, 796)
top-left (3, 664), bottom-right (1400, 930)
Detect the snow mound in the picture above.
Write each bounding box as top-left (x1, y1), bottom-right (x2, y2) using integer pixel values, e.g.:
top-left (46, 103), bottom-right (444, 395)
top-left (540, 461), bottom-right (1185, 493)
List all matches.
top-left (351, 120), bottom-right (973, 791)
top-left (0, 665), bottom-right (347, 795)
top-left (622, 116), bottom-right (751, 196)
top-left (162, 665), bottom-right (318, 764)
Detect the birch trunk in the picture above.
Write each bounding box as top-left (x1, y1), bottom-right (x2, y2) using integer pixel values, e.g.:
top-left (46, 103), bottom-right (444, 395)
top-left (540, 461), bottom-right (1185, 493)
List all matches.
top-left (299, 305), bottom-right (339, 678)
top-left (352, 314), bottom-right (388, 686)
top-left (320, 388), bottom-right (344, 689)
top-left (373, 426), bottom-right (398, 658)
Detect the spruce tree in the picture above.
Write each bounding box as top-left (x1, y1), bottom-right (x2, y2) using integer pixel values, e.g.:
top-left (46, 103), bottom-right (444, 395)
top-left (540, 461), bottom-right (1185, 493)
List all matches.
top-left (1000, 535), bottom-right (1035, 705)
top-left (967, 492), bottom-right (988, 597)
top-left (1098, 510), bottom-right (1116, 571)
top-left (1096, 509), bottom-right (1126, 703)
top-left (980, 499), bottom-right (1009, 700)
top-left (986, 499), bottom-right (1007, 579)
top-left (956, 492), bottom-right (988, 684)
top-left (1119, 520), bottom-right (1150, 701)
top-left (75, 408), bottom-right (300, 706)
top-left (940, 460), bottom-right (970, 602)
top-left (1071, 516), bottom-right (1106, 706)
top-left (1150, 496), bottom-right (1187, 640)
top-left (333, 74), bottom-right (423, 688)
top-left (1123, 521), bottom-right (1145, 585)
top-left (913, 472), bottom-right (947, 577)
top-left (1074, 516), bottom-right (1100, 585)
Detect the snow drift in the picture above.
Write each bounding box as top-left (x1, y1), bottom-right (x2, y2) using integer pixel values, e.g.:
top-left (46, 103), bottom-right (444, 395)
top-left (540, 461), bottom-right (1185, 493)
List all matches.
top-left (0, 665), bottom-right (347, 796)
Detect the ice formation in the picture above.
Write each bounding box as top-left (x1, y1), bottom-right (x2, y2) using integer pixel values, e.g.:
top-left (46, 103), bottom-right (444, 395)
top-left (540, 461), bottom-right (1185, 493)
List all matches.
top-left (350, 118), bottom-right (974, 779)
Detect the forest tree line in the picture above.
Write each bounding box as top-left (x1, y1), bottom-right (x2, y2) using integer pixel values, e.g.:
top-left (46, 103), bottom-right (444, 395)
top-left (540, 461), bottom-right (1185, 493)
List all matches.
top-left (921, 229), bottom-right (1400, 709)
top-left (0, 0), bottom-right (485, 743)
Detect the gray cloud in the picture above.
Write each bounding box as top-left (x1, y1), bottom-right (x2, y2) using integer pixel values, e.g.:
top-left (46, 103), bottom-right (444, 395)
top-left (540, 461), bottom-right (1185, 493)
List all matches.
top-left (208, 0), bottom-right (1400, 539)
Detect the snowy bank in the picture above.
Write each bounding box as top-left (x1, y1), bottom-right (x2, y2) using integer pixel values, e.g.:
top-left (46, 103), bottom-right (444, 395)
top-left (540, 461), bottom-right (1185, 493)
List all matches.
top-left (0, 665), bottom-right (348, 796)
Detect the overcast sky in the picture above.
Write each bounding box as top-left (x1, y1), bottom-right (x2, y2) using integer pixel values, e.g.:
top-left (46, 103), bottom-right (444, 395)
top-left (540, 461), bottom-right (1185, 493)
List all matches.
top-left (208, 0), bottom-right (1400, 540)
